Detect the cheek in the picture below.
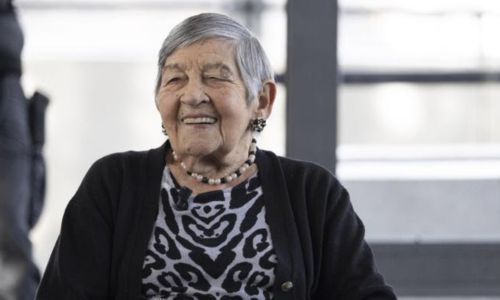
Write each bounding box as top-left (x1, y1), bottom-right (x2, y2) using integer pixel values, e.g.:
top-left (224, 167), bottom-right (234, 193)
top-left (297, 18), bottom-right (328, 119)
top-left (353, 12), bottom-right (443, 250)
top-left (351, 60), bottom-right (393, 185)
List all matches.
top-left (220, 108), bottom-right (253, 131)
top-left (158, 96), bottom-right (179, 121)
top-left (217, 89), bottom-right (249, 115)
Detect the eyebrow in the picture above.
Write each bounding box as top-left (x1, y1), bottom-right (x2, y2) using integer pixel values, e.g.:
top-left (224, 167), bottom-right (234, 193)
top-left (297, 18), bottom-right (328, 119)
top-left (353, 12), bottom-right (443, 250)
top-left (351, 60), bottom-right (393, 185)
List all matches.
top-left (201, 62), bottom-right (233, 75)
top-left (163, 62), bottom-right (235, 77)
top-left (163, 63), bottom-right (186, 72)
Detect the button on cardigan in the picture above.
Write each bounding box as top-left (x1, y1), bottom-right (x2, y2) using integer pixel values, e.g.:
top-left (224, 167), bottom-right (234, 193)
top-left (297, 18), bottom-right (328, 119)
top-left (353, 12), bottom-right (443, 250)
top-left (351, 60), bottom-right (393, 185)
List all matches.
top-left (37, 142), bottom-right (397, 299)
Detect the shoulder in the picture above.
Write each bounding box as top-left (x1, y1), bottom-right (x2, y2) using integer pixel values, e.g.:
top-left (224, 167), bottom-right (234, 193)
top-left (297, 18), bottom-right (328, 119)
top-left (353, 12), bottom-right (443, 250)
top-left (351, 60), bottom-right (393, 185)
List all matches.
top-left (81, 143), bottom-right (166, 187)
top-left (260, 149), bottom-right (340, 183)
top-left (258, 149), bottom-right (344, 196)
top-left (84, 150), bottom-right (142, 180)
top-left (91, 149), bottom-right (148, 170)
top-left (88, 143), bottom-right (165, 175)
top-left (69, 143), bottom-right (166, 210)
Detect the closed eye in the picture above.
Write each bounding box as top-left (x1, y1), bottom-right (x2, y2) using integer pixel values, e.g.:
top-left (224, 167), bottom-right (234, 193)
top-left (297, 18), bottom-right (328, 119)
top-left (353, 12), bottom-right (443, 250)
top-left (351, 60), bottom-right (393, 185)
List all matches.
top-left (206, 76), bottom-right (231, 82)
top-left (163, 77), bottom-right (181, 86)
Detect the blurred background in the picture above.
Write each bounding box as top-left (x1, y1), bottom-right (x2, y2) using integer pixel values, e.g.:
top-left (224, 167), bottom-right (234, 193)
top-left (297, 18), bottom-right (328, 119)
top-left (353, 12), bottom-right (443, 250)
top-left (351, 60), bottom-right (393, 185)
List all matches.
top-left (8, 0), bottom-right (500, 298)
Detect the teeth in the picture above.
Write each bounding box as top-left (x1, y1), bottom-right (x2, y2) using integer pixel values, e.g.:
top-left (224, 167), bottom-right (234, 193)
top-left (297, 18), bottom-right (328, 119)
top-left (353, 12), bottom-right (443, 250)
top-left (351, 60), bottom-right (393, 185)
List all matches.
top-left (183, 117), bottom-right (217, 124)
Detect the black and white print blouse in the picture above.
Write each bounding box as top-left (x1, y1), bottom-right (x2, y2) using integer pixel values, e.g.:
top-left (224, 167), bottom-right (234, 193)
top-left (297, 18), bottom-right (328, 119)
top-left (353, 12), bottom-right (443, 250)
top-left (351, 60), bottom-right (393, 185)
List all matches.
top-left (141, 167), bottom-right (278, 300)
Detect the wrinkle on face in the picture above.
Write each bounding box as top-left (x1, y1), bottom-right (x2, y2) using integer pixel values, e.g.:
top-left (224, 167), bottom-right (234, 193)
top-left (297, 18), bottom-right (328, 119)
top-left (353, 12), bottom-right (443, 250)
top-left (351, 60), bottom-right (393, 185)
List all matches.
top-left (156, 38), bottom-right (256, 169)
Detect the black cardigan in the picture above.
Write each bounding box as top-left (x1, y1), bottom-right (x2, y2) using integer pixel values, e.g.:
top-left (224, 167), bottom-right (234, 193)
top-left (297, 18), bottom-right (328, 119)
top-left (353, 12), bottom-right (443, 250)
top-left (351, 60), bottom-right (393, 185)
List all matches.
top-left (37, 142), bottom-right (397, 299)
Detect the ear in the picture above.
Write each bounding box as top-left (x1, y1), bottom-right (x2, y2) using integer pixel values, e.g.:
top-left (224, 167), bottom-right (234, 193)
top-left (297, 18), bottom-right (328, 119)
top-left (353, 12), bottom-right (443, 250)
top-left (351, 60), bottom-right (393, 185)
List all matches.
top-left (255, 80), bottom-right (276, 119)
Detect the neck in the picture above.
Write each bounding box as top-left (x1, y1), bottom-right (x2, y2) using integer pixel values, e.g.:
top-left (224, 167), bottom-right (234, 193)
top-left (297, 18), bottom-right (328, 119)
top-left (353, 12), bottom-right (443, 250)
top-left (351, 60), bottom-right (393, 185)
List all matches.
top-left (169, 138), bottom-right (257, 187)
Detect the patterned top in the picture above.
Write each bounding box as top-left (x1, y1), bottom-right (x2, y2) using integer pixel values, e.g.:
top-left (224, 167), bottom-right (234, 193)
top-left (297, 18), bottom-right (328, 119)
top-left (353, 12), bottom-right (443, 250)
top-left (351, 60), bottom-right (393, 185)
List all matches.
top-left (141, 166), bottom-right (277, 300)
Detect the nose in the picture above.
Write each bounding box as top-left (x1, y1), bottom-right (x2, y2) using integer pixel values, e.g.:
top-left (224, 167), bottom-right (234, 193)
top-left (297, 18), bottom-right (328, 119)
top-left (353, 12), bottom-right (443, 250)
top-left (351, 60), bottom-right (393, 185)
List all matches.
top-left (180, 78), bottom-right (209, 106)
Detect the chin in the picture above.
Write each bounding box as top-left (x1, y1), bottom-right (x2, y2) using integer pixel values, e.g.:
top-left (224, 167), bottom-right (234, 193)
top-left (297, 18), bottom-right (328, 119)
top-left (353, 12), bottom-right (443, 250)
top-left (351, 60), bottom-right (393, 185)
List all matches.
top-left (182, 142), bottom-right (219, 157)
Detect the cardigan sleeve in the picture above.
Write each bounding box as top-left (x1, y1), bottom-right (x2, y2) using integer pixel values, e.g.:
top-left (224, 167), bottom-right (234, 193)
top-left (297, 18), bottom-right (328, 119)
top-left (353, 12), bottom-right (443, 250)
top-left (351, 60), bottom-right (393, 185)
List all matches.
top-left (36, 156), bottom-right (119, 299)
top-left (312, 176), bottom-right (397, 299)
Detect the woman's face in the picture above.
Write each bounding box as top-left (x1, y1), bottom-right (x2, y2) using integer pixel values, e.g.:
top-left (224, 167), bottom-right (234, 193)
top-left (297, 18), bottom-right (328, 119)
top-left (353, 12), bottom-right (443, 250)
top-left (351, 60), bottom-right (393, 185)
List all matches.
top-left (156, 38), bottom-right (257, 159)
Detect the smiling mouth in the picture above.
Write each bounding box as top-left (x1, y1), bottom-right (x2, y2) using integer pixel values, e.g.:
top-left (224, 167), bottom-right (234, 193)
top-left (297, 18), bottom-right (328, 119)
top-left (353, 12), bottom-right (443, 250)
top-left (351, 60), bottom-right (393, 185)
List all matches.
top-left (182, 117), bottom-right (217, 125)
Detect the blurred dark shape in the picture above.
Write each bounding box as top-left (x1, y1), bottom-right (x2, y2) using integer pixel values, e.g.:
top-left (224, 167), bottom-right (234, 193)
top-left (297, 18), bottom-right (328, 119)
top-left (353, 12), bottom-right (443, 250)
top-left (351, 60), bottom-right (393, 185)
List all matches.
top-left (0, 0), bottom-right (48, 299)
top-left (28, 92), bottom-right (48, 228)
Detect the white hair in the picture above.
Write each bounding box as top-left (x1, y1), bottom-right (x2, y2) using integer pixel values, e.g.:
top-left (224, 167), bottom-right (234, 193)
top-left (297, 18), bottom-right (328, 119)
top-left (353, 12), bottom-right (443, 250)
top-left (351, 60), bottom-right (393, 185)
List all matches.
top-left (155, 13), bottom-right (274, 104)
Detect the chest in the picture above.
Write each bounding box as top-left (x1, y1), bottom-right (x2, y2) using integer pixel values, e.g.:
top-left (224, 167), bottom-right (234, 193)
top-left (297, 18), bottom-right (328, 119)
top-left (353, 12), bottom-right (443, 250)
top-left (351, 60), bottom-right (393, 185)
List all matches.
top-left (141, 170), bottom-right (278, 299)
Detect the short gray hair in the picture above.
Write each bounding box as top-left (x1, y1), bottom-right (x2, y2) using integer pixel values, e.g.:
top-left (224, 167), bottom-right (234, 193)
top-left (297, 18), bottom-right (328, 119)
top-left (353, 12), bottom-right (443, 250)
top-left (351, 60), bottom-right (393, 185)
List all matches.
top-left (155, 13), bottom-right (274, 104)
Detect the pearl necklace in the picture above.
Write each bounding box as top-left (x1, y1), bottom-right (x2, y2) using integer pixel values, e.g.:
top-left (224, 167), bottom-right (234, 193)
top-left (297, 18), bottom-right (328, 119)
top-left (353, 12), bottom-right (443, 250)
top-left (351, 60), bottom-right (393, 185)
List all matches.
top-left (172, 138), bottom-right (257, 185)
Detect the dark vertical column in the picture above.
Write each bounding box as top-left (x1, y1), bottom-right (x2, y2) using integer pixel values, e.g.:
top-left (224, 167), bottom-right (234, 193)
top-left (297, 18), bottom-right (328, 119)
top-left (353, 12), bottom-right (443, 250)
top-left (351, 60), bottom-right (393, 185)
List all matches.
top-left (286, 0), bottom-right (338, 173)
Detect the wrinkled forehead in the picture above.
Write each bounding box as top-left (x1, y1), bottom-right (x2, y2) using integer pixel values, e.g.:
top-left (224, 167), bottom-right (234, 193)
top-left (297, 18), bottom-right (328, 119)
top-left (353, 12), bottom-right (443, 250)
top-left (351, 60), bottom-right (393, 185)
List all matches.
top-left (163, 38), bottom-right (237, 70)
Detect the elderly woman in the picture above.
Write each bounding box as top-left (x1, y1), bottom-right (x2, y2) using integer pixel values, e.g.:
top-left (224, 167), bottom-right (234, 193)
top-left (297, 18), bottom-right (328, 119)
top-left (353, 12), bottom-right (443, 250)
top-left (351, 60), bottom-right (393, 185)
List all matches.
top-left (37, 13), bottom-right (396, 300)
